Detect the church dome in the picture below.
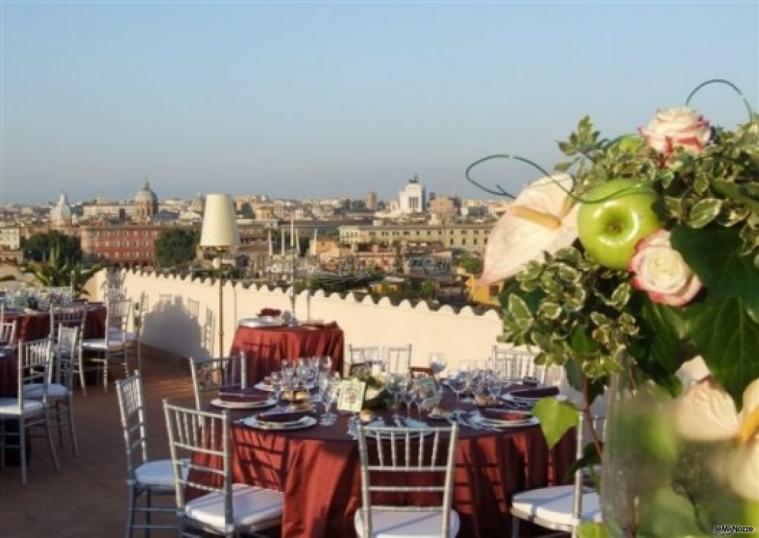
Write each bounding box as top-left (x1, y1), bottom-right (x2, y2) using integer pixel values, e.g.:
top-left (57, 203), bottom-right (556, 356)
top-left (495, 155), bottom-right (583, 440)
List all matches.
top-left (134, 179), bottom-right (159, 222)
top-left (50, 192), bottom-right (72, 226)
top-left (135, 180), bottom-right (158, 205)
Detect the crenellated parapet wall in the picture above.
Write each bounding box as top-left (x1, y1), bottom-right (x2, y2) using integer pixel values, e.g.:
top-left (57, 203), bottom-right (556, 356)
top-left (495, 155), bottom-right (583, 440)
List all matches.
top-left (86, 268), bottom-right (505, 372)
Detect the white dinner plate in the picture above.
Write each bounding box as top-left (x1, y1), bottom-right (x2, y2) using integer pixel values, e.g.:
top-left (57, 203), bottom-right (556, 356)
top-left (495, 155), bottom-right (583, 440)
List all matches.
top-left (210, 398), bottom-right (277, 410)
top-left (239, 316), bottom-right (285, 328)
top-left (240, 415), bottom-right (317, 431)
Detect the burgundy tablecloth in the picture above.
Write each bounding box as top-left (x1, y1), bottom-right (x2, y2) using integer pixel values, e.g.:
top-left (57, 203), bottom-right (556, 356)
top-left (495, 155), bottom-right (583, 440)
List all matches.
top-left (4, 304), bottom-right (107, 344)
top-left (229, 323), bottom-right (344, 384)
top-left (191, 391), bottom-right (574, 538)
top-left (0, 348), bottom-right (16, 397)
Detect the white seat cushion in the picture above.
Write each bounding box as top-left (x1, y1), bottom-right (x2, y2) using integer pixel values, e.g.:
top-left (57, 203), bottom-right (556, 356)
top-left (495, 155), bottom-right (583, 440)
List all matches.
top-left (135, 459), bottom-right (177, 488)
top-left (108, 329), bottom-right (137, 342)
top-left (185, 483), bottom-right (283, 532)
top-left (0, 397), bottom-right (44, 416)
top-left (81, 338), bottom-right (125, 351)
top-left (23, 383), bottom-right (70, 400)
top-left (511, 485), bottom-right (602, 527)
top-left (354, 508), bottom-right (460, 538)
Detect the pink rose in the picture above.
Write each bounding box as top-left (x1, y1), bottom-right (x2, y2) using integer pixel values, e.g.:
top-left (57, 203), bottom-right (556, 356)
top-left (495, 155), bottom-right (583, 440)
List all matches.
top-left (629, 229), bottom-right (702, 307)
top-left (639, 107), bottom-right (711, 157)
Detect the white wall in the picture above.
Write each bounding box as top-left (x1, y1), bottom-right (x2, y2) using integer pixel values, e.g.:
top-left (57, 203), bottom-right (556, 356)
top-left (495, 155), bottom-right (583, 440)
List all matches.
top-left (87, 269), bottom-right (504, 373)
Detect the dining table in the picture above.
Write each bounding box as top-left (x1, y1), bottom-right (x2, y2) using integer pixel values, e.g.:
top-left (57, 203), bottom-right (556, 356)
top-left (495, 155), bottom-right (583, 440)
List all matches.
top-left (3, 302), bottom-right (107, 344)
top-left (229, 322), bottom-right (345, 385)
top-left (190, 385), bottom-right (575, 538)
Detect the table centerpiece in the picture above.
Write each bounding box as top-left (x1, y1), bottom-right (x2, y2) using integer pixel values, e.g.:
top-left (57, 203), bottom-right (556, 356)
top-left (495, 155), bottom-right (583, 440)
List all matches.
top-left (470, 79), bottom-right (759, 536)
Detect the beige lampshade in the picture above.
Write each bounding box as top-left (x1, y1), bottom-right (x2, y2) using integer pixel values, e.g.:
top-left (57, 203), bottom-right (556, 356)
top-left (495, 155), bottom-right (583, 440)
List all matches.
top-left (200, 194), bottom-right (240, 248)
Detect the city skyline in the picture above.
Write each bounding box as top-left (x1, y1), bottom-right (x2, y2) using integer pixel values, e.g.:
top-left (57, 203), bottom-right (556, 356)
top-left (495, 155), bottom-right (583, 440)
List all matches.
top-left (2, 1), bottom-right (757, 204)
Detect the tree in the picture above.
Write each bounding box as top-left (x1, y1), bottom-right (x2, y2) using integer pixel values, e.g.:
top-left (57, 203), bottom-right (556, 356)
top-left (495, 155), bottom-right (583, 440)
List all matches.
top-left (22, 231), bottom-right (81, 263)
top-left (458, 254), bottom-right (483, 275)
top-left (239, 203), bottom-right (254, 218)
top-left (154, 228), bottom-right (199, 268)
top-left (22, 243), bottom-right (102, 296)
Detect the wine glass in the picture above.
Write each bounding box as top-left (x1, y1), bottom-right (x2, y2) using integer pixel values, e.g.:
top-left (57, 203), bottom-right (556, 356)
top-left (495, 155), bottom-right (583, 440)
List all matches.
top-left (400, 377), bottom-right (416, 419)
top-left (320, 379), bottom-right (340, 425)
top-left (428, 353), bottom-right (447, 380)
top-left (269, 372), bottom-right (283, 403)
top-left (384, 373), bottom-right (406, 421)
top-left (281, 359), bottom-right (294, 381)
top-left (448, 371), bottom-right (468, 403)
top-left (319, 355), bottom-right (332, 374)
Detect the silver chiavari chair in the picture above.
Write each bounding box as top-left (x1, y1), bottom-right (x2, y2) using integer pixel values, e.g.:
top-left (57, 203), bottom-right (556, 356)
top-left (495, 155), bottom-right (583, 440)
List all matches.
top-left (24, 326), bottom-right (80, 456)
top-left (82, 298), bottom-right (131, 392)
top-left (491, 346), bottom-right (548, 384)
top-left (511, 413), bottom-right (603, 537)
top-left (163, 400), bottom-right (284, 537)
top-left (0, 338), bottom-right (60, 484)
top-left (49, 304), bottom-right (86, 341)
top-left (188, 354), bottom-right (248, 410)
top-left (0, 318), bottom-right (17, 347)
top-left (354, 423), bottom-right (461, 537)
top-left (116, 371), bottom-right (177, 538)
top-left (347, 345), bottom-right (381, 375)
top-left (385, 344), bottom-right (412, 375)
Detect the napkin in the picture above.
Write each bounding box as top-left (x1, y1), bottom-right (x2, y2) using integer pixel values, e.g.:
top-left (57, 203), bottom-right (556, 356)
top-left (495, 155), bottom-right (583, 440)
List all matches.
top-left (481, 408), bottom-right (532, 421)
top-left (510, 386), bottom-right (560, 399)
top-left (255, 411), bottom-right (310, 423)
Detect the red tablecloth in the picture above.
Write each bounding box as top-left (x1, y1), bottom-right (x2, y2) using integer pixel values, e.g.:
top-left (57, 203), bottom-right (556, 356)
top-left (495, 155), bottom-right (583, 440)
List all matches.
top-left (0, 348), bottom-right (16, 397)
top-left (229, 323), bottom-right (344, 384)
top-left (4, 304), bottom-right (107, 344)
top-left (191, 391), bottom-right (574, 537)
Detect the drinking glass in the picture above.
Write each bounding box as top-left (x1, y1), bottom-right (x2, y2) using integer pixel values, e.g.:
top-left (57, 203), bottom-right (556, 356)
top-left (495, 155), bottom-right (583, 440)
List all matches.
top-left (429, 352), bottom-right (447, 378)
top-left (448, 372), bottom-right (467, 403)
top-left (319, 355), bottom-right (332, 373)
top-left (400, 378), bottom-right (416, 418)
top-left (269, 372), bottom-right (283, 403)
top-left (320, 379), bottom-right (340, 425)
top-left (384, 373), bottom-right (406, 419)
top-left (281, 359), bottom-right (294, 381)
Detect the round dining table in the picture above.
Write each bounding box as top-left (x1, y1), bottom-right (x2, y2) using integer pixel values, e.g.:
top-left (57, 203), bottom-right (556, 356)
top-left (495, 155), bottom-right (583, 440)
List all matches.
top-left (229, 322), bottom-right (345, 384)
top-left (3, 303), bottom-right (107, 345)
top-left (191, 388), bottom-right (575, 538)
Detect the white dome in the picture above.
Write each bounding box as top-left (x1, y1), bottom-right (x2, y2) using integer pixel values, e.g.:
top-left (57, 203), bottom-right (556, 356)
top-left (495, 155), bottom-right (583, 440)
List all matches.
top-left (135, 180), bottom-right (158, 205)
top-left (50, 192), bottom-right (72, 225)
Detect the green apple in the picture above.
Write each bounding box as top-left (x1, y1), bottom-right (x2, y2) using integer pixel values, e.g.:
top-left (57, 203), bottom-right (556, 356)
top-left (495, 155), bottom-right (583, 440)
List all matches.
top-left (577, 179), bottom-right (662, 269)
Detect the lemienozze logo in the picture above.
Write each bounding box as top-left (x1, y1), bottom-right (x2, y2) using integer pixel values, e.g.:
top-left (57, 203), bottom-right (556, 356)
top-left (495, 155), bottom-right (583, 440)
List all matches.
top-left (713, 524), bottom-right (755, 536)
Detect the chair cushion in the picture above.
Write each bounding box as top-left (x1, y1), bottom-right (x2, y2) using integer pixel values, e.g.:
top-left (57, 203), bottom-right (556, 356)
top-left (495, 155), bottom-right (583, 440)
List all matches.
top-left (135, 459), bottom-right (176, 488)
top-left (81, 338), bottom-right (124, 350)
top-left (184, 483), bottom-right (283, 532)
top-left (354, 508), bottom-right (460, 538)
top-left (0, 397), bottom-right (44, 416)
top-left (23, 383), bottom-right (70, 400)
top-left (108, 329), bottom-right (137, 342)
top-left (511, 484), bottom-right (602, 527)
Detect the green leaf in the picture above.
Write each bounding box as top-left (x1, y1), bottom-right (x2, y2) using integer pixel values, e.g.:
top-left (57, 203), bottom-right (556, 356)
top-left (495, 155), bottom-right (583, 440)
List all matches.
top-left (577, 522), bottom-right (611, 538)
top-left (687, 198), bottom-right (723, 228)
top-left (713, 179), bottom-right (759, 213)
top-left (686, 297), bottom-right (759, 406)
top-left (566, 441), bottom-right (603, 482)
top-left (671, 226), bottom-right (759, 321)
top-left (638, 487), bottom-right (704, 537)
top-left (532, 397), bottom-right (579, 448)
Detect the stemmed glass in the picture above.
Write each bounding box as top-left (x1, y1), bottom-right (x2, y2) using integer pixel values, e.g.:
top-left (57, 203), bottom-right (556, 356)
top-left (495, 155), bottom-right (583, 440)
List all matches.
top-left (319, 355), bottom-right (332, 374)
top-left (384, 373), bottom-right (406, 423)
top-left (269, 372), bottom-right (283, 404)
top-left (320, 377), bottom-right (341, 425)
top-left (400, 377), bottom-right (416, 419)
top-left (428, 353), bottom-right (447, 381)
top-left (448, 370), bottom-right (468, 403)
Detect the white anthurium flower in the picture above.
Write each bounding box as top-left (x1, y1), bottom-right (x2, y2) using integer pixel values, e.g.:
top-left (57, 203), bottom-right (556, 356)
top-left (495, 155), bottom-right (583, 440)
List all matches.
top-left (674, 378), bottom-right (759, 500)
top-left (480, 174), bottom-right (578, 284)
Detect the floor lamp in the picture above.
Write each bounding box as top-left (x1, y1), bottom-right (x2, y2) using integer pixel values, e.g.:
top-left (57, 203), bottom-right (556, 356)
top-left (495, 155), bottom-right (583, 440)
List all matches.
top-left (200, 194), bottom-right (240, 356)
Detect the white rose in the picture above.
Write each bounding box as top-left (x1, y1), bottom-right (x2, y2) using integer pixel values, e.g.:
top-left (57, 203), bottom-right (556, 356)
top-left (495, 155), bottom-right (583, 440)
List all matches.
top-left (629, 229), bottom-right (702, 307)
top-left (639, 107), bottom-right (711, 156)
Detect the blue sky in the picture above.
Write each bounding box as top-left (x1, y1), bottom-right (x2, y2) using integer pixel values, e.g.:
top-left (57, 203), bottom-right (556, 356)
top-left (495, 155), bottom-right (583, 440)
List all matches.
top-left (1, 1), bottom-right (757, 204)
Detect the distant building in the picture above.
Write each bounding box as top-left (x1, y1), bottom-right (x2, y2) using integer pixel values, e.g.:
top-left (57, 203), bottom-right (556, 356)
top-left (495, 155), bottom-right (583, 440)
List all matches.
top-left (428, 196), bottom-right (460, 223)
top-left (398, 175), bottom-right (426, 214)
top-left (134, 180), bottom-right (159, 222)
top-left (338, 222), bottom-right (492, 253)
top-left (80, 224), bottom-right (165, 264)
top-left (0, 226), bottom-right (20, 250)
top-left (49, 192), bottom-right (73, 227)
top-left (365, 192), bottom-right (378, 211)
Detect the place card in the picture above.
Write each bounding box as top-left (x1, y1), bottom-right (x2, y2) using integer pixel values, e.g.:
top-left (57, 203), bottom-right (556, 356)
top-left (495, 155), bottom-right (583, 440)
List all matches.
top-left (337, 379), bottom-right (366, 413)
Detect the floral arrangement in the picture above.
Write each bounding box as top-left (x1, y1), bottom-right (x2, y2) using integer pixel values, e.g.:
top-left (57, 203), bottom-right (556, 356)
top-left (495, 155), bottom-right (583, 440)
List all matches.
top-left (471, 80), bottom-right (759, 536)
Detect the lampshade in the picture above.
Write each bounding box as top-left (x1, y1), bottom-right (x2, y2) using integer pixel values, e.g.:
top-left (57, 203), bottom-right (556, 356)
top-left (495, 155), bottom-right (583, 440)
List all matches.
top-left (200, 194), bottom-right (240, 248)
